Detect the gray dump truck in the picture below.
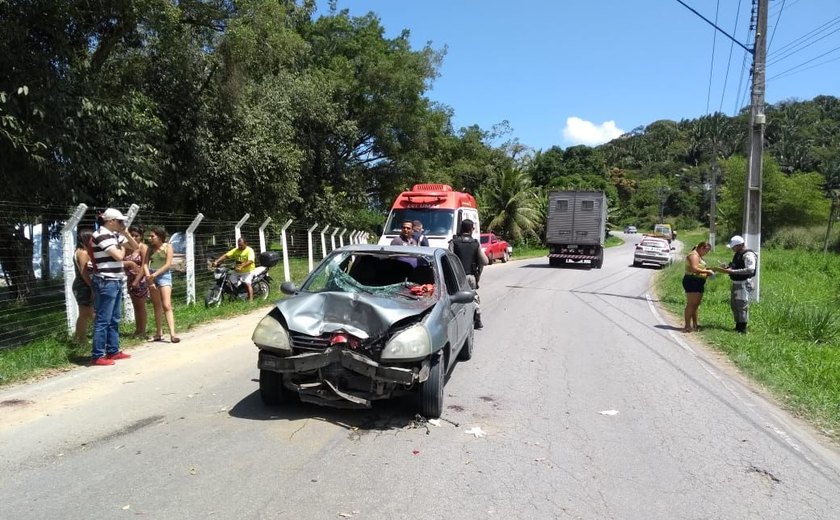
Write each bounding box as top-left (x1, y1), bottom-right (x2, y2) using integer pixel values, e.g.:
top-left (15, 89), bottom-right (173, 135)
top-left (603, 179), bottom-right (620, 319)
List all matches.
top-left (546, 190), bottom-right (607, 268)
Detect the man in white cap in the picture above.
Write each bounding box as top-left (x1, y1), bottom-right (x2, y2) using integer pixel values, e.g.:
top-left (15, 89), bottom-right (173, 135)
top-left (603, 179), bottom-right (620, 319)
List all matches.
top-left (89, 208), bottom-right (140, 365)
top-left (715, 235), bottom-right (758, 334)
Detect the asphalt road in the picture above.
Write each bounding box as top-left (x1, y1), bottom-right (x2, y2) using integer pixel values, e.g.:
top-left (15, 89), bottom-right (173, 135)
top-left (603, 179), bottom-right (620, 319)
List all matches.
top-left (2, 236), bottom-right (839, 519)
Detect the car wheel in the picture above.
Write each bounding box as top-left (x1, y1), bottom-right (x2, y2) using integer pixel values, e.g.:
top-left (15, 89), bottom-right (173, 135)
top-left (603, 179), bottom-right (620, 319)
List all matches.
top-left (205, 287), bottom-right (223, 308)
top-left (457, 323), bottom-right (474, 361)
top-left (254, 280), bottom-right (270, 301)
top-left (487, 252), bottom-right (494, 265)
top-left (259, 369), bottom-right (287, 405)
top-left (502, 250), bottom-right (510, 263)
top-left (417, 353), bottom-right (444, 418)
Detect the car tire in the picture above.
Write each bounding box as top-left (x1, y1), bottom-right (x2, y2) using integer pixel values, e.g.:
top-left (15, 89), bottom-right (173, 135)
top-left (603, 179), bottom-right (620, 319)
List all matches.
top-left (417, 353), bottom-right (444, 418)
top-left (487, 252), bottom-right (494, 265)
top-left (254, 280), bottom-right (270, 301)
top-left (205, 287), bottom-right (223, 308)
top-left (259, 369), bottom-right (287, 406)
top-left (457, 323), bottom-right (474, 361)
top-left (502, 250), bottom-right (510, 263)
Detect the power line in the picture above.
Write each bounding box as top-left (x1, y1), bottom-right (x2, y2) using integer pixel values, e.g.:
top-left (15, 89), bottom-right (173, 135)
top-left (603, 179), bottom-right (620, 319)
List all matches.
top-left (706, 0), bottom-right (722, 114)
top-left (673, 0), bottom-right (753, 54)
top-left (719, 0), bottom-right (744, 113)
top-left (766, 0), bottom-right (786, 53)
top-left (767, 15), bottom-right (840, 63)
top-left (767, 43), bottom-right (840, 80)
top-left (768, 53), bottom-right (840, 82)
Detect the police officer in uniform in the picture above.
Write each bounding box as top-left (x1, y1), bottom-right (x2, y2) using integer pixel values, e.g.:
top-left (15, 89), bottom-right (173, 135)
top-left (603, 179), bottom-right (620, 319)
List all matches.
top-left (715, 235), bottom-right (758, 334)
top-left (449, 219), bottom-right (488, 329)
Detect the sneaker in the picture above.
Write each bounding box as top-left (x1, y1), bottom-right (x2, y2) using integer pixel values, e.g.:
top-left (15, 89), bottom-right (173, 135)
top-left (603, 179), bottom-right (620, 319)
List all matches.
top-left (91, 357), bottom-right (115, 366)
top-left (106, 351), bottom-right (132, 360)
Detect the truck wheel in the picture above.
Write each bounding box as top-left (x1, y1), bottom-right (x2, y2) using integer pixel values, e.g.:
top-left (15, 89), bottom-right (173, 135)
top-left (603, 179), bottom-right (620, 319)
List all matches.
top-left (502, 250), bottom-right (510, 263)
top-left (259, 369), bottom-right (287, 405)
top-left (487, 252), bottom-right (494, 265)
top-left (594, 251), bottom-right (604, 269)
top-left (549, 258), bottom-right (561, 267)
top-left (417, 353), bottom-right (444, 418)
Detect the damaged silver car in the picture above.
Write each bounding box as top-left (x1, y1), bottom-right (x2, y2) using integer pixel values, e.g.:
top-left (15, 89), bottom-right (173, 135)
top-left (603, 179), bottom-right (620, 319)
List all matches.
top-left (252, 245), bottom-right (477, 418)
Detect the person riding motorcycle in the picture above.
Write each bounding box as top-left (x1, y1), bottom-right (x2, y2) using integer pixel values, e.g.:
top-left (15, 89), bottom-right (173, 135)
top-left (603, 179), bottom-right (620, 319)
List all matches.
top-left (212, 237), bottom-right (256, 301)
top-left (449, 219), bottom-right (488, 329)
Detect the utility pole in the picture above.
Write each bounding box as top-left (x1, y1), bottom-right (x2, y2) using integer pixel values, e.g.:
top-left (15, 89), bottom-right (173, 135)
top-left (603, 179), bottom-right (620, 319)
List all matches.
top-left (744, 0), bottom-right (767, 302)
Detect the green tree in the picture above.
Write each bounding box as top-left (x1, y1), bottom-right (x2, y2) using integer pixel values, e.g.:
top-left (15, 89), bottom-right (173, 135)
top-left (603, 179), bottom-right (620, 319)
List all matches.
top-left (478, 167), bottom-right (543, 243)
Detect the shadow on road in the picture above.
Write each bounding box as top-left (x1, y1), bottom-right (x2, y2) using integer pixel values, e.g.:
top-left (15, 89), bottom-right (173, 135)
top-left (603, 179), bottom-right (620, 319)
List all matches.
top-left (519, 262), bottom-right (596, 270)
top-left (228, 386), bottom-right (458, 434)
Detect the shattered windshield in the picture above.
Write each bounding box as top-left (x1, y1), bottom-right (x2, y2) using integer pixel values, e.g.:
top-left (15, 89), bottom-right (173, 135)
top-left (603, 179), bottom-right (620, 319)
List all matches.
top-left (303, 251), bottom-right (438, 299)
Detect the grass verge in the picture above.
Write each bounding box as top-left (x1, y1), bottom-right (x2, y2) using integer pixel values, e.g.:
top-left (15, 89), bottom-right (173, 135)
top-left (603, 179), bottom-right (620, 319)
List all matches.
top-left (0, 257), bottom-right (314, 387)
top-left (656, 229), bottom-right (840, 441)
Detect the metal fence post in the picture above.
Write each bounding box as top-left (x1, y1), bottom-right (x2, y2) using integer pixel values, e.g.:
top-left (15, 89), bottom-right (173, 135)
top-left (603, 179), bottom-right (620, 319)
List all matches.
top-left (280, 219), bottom-right (293, 282)
top-left (235, 213), bottom-right (250, 242)
top-left (320, 225), bottom-right (330, 259)
top-left (185, 213), bottom-right (204, 305)
top-left (62, 204), bottom-right (88, 334)
top-left (259, 217), bottom-right (272, 253)
top-left (307, 223), bottom-right (319, 273)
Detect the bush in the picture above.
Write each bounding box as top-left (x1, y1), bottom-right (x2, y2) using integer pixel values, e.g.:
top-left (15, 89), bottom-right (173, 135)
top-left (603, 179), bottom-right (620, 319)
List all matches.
top-left (765, 225), bottom-right (840, 252)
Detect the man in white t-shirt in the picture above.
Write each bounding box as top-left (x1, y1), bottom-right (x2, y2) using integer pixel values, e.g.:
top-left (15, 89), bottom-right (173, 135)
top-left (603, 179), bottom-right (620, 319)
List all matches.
top-left (89, 208), bottom-right (139, 365)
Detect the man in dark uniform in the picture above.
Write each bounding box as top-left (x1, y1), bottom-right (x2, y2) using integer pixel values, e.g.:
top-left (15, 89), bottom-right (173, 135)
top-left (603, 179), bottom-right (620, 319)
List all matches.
top-left (715, 235), bottom-right (758, 333)
top-left (449, 219), bottom-right (488, 329)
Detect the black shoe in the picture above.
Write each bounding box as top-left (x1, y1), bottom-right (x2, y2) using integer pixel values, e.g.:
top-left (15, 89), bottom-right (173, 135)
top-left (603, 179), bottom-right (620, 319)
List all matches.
top-left (735, 322), bottom-right (747, 334)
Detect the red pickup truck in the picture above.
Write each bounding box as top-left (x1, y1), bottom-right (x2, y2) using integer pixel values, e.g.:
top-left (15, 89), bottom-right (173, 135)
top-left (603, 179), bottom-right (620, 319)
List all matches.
top-left (480, 233), bottom-right (512, 264)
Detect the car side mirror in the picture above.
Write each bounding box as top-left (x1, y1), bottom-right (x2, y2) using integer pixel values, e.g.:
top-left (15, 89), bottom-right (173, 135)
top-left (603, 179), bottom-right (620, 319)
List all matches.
top-left (280, 281), bottom-right (298, 295)
top-left (451, 290), bottom-right (475, 304)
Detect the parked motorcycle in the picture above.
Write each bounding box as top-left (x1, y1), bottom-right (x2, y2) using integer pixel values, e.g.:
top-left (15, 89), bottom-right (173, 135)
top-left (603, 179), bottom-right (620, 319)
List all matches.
top-left (204, 251), bottom-right (280, 308)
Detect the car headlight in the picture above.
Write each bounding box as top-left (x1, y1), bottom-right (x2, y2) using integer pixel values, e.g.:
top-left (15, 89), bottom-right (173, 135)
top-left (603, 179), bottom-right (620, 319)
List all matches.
top-left (380, 324), bottom-right (431, 361)
top-left (252, 314), bottom-right (292, 353)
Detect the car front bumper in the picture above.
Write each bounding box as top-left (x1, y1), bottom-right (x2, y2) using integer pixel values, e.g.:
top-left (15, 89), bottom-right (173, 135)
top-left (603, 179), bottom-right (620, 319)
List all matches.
top-left (258, 348), bottom-right (428, 408)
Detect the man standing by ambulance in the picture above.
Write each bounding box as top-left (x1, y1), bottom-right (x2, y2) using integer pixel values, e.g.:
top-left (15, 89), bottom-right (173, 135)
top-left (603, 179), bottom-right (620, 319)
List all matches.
top-left (449, 219), bottom-right (488, 329)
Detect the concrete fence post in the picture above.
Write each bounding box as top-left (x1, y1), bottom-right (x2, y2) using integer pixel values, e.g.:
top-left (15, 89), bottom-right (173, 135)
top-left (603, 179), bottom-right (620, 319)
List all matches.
top-left (259, 217), bottom-right (272, 253)
top-left (185, 213), bottom-right (204, 305)
top-left (280, 219), bottom-right (293, 282)
top-left (122, 204), bottom-right (140, 324)
top-left (339, 228), bottom-right (347, 248)
top-left (320, 225), bottom-right (330, 259)
top-left (307, 223), bottom-right (319, 273)
top-left (234, 213), bottom-right (250, 243)
top-left (330, 227), bottom-right (339, 252)
top-left (62, 204), bottom-right (88, 334)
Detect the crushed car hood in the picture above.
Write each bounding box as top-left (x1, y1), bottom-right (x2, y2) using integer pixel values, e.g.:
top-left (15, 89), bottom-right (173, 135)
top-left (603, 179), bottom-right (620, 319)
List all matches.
top-left (276, 291), bottom-right (435, 339)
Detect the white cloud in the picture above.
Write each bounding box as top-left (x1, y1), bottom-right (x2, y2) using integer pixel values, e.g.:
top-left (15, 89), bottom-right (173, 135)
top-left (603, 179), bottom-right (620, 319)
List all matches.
top-left (562, 117), bottom-right (625, 146)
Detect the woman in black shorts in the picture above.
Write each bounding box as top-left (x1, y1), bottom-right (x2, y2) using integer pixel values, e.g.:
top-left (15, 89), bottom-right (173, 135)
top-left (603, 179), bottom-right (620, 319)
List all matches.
top-left (682, 241), bottom-right (715, 332)
top-left (72, 228), bottom-right (95, 344)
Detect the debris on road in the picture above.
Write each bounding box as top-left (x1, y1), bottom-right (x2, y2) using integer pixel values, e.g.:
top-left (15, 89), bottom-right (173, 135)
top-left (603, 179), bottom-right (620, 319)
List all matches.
top-left (427, 419), bottom-right (441, 427)
top-left (464, 426), bottom-right (487, 438)
top-left (599, 410), bottom-right (619, 416)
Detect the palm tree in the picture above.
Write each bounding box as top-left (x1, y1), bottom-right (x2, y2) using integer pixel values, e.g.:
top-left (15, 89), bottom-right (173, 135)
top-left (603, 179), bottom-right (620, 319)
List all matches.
top-left (479, 167), bottom-right (543, 243)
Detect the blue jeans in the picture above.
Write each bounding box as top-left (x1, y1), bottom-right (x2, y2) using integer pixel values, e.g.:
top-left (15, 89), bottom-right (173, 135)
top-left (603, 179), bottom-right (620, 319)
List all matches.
top-left (92, 276), bottom-right (124, 358)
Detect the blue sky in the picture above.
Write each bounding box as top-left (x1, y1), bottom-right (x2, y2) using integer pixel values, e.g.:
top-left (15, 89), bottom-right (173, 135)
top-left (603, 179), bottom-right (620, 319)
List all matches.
top-left (326, 0), bottom-right (840, 151)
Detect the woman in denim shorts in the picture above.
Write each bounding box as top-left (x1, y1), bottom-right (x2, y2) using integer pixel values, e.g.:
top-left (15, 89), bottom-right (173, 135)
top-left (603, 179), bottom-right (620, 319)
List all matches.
top-left (145, 227), bottom-right (179, 343)
top-left (72, 228), bottom-right (95, 344)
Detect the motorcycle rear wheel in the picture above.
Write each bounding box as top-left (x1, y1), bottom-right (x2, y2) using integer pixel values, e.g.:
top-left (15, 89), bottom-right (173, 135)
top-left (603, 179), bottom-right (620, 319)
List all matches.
top-left (254, 280), bottom-right (270, 301)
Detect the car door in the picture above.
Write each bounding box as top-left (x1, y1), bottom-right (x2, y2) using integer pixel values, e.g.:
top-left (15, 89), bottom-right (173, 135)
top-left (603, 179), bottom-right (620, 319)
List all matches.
top-left (440, 253), bottom-right (468, 352)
